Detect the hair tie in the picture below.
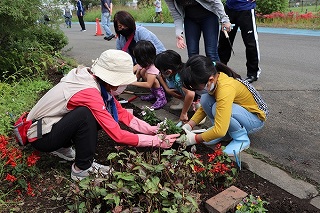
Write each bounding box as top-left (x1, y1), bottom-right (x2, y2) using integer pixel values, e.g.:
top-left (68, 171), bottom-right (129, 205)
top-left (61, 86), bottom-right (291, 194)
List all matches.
top-left (212, 61), bottom-right (216, 66)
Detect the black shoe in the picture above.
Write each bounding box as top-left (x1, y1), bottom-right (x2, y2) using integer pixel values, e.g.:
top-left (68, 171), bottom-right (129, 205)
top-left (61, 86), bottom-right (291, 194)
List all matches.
top-left (105, 34), bottom-right (115, 41)
top-left (245, 76), bottom-right (258, 83)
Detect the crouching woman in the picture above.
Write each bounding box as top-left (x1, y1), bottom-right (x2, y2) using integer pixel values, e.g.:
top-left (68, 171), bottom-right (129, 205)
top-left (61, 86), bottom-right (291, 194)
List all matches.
top-left (26, 49), bottom-right (179, 180)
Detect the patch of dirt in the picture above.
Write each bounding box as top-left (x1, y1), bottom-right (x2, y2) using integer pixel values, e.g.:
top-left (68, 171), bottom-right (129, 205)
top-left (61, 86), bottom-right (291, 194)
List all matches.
top-left (5, 72), bottom-right (319, 213)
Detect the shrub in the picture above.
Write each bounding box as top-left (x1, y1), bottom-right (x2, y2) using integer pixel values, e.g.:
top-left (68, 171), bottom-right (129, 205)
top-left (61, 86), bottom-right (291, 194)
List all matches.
top-left (256, 0), bottom-right (288, 15)
top-left (0, 136), bottom-right (40, 198)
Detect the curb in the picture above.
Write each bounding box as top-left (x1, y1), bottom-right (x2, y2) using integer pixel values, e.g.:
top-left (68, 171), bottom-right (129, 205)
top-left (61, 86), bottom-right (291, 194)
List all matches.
top-left (118, 93), bottom-right (320, 210)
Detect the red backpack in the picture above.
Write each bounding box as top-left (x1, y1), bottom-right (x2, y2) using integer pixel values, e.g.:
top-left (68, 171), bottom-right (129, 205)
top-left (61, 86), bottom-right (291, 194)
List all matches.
top-left (13, 112), bottom-right (33, 146)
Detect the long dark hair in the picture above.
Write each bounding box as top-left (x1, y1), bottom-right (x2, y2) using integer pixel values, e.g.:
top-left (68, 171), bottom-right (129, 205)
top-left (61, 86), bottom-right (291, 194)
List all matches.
top-left (154, 50), bottom-right (184, 74)
top-left (181, 55), bottom-right (241, 91)
top-left (113, 11), bottom-right (136, 37)
top-left (133, 40), bottom-right (156, 68)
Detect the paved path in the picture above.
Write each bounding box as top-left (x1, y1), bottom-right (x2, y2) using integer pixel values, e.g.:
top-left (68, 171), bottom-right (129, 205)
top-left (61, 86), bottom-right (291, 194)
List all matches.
top-left (61, 23), bottom-right (320, 187)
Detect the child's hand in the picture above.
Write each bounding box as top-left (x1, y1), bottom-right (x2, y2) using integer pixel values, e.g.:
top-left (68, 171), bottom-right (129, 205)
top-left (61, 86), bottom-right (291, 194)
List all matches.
top-left (179, 113), bottom-right (188, 123)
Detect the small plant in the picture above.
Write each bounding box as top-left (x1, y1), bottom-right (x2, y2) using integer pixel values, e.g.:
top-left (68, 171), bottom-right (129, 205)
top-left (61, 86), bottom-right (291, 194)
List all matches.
top-left (0, 135), bottom-right (40, 198)
top-left (140, 106), bottom-right (161, 126)
top-left (236, 194), bottom-right (269, 213)
top-left (157, 118), bottom-right (183, 135)
top-left (192, 144), bottom-right (238, 189)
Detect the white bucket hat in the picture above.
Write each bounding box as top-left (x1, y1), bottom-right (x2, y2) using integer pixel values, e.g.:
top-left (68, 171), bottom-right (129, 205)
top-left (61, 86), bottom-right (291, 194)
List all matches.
top-left (91, 49), bottom-right (136, 86)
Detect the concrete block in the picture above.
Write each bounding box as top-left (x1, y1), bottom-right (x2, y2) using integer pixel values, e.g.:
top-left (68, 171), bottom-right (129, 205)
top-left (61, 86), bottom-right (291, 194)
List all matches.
top-left (205, 185), bottom-right (248, 213)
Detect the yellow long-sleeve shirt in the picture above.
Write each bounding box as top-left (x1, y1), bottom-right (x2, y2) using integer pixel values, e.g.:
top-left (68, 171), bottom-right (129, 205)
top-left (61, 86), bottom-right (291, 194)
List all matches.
top-left (191, 72), bottom-right (268, 142)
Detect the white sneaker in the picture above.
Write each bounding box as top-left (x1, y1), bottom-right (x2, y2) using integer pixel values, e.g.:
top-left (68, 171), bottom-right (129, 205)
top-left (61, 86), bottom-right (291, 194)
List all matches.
top-left (51, 147), bottom-right (75, 161)
top-left (198, 117), bottom-right (206, 125)
top-left (170, 101), bottom-right (184, 110)
top-left (71, 162), bottom-right (113, 181)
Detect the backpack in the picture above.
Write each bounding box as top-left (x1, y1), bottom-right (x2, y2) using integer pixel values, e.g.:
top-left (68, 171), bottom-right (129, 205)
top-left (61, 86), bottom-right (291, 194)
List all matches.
top-left (13, 112), bottom-right (42, 146)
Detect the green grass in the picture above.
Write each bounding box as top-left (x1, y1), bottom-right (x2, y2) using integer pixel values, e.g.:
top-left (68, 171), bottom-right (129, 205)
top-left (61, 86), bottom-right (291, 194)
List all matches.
top-left (0, 78), bottom-right (52, 136)
top-left (288, 5), bottom-right (320, 13)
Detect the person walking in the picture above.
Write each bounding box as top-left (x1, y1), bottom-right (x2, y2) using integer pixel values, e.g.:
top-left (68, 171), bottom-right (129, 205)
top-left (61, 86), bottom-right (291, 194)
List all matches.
top-left (164, 0), bottom-right (231, 61)
top-left (75, 0), bottom-right (86, 31)
top-left (177, 55), bottom-right (268, 156)
top-left (153, 0), bottom-right (164, 24)
top-left (218, 0), bottom-right (261, 83)
top-left (26, 49), bottom-right (180, 181)
top-left (63, 5), bottom-right (73, 28)
top-left (101, 0), bottom-right (115, 41)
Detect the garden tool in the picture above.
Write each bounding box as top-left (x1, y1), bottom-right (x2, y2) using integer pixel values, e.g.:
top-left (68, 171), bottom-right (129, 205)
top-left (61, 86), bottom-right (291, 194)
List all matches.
top-left (119, 90), bottom-right (150, 104)
top-left (223, 28), bottom-right (235, 56)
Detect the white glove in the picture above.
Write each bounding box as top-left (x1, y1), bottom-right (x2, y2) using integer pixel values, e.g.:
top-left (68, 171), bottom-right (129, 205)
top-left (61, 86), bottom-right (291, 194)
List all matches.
top-left (182, 123), bottom-right (192, 132)
top-left (176, 129), bottom-right (198, 146)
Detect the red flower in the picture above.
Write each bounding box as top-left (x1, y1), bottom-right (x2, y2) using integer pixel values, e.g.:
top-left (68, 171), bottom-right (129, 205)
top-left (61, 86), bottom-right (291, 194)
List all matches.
top-left (193, 165), bottom-right (205, 173)
top-left (5, 174), bottom-right (17, 182)
top-left (27, 151), bottom-right (40, 167)
top-left (208, 153), bottom-right (216, 162)
top-left (27, 182), bottom-right (35, 196)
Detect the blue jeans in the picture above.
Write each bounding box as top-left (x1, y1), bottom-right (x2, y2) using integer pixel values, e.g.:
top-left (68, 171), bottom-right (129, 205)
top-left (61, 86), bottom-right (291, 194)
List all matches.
top-left (101, 12), bottom-right (113, 37)
top-left (200, 93), bottom-right (264, 142)
top-left (184, 13), bottom-right (220, 61)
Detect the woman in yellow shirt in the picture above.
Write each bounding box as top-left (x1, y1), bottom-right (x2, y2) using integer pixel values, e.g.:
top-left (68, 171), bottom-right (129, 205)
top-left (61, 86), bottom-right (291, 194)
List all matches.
top-left (177, 55), bottom-right (268, 156)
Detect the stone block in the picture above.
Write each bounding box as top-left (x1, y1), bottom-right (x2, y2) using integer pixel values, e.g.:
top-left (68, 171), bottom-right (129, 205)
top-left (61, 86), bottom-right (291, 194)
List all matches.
top-left (205, 185), bottom-right (248, 213)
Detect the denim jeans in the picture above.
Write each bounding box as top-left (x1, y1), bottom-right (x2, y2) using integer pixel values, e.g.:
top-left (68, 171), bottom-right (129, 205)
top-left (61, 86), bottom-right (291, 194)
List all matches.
top-left (101, 12), bottom-right (113, 37)
top-left (200, 93), bottom-right (264, 143)
top-left (184, 13), bottom-right (220, 61)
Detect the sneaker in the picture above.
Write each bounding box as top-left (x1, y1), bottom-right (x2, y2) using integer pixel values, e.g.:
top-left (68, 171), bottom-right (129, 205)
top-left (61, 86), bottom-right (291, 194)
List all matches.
top-left (80, 29), bottom-right (86, 32)
top-left (161, 21), bottom-right (164, 24)
top-left (170, 101), bottom-right (183, 110)
top-left (71, 162), bottom-right (113, 181)
top-left (51, 147), bottom-right (75, 161)
top-left (245, 75), bottom-right (258, 83)
top-left (198, 117), bottom-right (206, 125)
top-left (104, 34), bottom-right (115, 41)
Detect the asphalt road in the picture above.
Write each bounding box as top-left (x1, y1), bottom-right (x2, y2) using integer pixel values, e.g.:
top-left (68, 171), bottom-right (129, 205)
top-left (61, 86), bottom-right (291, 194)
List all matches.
top-left (61, 22), bottom-right (320, 185)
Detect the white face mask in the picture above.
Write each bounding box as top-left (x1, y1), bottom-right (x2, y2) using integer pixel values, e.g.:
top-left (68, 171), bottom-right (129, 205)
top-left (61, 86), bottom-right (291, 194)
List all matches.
top-left (205, 82), bottom-right (215, 95)
top-left (111, 85), bottom-right (127, 96)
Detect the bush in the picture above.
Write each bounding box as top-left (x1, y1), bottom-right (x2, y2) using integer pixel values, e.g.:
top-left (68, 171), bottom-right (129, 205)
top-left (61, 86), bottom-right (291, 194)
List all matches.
top-left (256, 0), bottom-right (288, 15)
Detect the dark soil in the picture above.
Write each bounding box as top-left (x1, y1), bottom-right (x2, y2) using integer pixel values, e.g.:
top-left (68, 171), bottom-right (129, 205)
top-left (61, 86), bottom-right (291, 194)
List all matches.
top-left (5, 70), bottom-right (319, 213)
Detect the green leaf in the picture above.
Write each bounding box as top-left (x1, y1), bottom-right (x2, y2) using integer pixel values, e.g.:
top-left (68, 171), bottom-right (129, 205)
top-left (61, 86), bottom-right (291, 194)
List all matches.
top-left (107, 152), bottom-right (118, 160)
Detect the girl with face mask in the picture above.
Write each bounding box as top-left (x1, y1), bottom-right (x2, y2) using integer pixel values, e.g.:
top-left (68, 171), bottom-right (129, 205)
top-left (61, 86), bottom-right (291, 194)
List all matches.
top-left (177, 56), bottom-right (269, 157)
top-left (113, 11), bottom-right (166, 64)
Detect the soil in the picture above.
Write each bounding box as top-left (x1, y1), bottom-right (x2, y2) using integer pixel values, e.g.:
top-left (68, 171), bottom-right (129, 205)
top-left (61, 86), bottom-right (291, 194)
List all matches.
top-left (4, 70), bottom-right (319, 213)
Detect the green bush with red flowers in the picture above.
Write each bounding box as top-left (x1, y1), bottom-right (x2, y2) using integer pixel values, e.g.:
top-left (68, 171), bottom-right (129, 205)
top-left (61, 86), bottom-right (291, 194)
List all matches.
top-left (0, 136), bottom-right (40, 198)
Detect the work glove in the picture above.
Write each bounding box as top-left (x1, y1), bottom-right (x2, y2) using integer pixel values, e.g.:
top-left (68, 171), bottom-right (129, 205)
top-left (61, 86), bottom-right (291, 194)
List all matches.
top-left (129, 117), bottom-right (158, 135)
top-left (176, 129), bottom-right (198, 146)
top-left (182, 123), bottom-right (192, 132)
top-left (137, 134), bottom-right (180, 148)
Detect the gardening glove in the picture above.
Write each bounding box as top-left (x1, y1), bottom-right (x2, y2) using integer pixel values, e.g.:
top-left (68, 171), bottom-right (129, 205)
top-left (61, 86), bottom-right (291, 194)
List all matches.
top-left (182, 123), bottom-right (192, 132)
top-left (176, 129), bottom-right (198, 146)
top-left (137, 134), bottom-right (180, 148)
top-left (129, 117), bottom-right (158, 135)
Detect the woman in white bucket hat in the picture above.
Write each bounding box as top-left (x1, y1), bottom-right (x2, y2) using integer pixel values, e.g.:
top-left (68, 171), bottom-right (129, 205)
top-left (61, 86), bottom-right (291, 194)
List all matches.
top-left (26, 49), bottom-right (180, 181)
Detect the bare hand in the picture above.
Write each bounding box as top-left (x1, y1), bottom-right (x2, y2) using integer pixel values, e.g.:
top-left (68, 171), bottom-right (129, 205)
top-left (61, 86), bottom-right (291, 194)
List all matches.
top-left (222, 22), bottom-right (232, 32)
top-left (176, 36), bottom-right (186, 49)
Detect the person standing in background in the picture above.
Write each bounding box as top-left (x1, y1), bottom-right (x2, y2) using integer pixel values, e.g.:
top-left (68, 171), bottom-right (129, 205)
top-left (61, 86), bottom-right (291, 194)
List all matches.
top-left (218, 0), bottom-right (261, 83)
top-left (101, 0), bottom-right (115, 41)
top-left (75, 0), bottom-right (86, 32)
top-left (165, 0), bottom-right (231, 62)
top-left (63, 5), bottom-right (72, 28)
top-left (153, 0), bottom-right (164, 24)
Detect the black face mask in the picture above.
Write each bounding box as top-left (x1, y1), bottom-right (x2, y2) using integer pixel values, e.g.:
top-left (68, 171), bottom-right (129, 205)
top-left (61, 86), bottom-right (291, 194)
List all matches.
top-left (118, 28), bottom-right (134, 37)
